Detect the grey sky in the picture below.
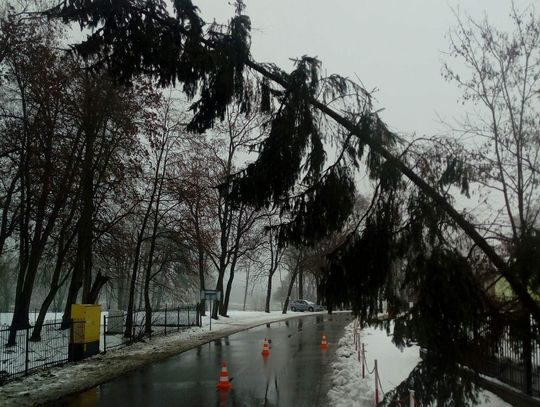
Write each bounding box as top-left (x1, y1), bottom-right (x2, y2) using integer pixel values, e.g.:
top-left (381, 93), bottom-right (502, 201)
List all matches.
top-left (195, 0), bottom-right (536, 138)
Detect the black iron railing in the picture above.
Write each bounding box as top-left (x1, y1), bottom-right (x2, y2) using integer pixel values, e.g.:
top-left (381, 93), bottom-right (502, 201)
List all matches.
top-left (1, 304), bottom-right (201, 386)
top-left (0, 319), bottom-right (85, 385)
top-left (102, 304), bottom-right (201, 353)
top-left (475, 314), bottom-right (540, 397)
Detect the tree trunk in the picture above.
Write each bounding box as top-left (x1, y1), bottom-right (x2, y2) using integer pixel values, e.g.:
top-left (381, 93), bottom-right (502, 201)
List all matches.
top-left (0, 175), bottom-right (18, 258)
top-left (144, 272), bottom-right (152, 336)
top-left (282, 265), bottom-right (299, 314)
top-left (315, 275), bottom-right (323, 305)
top-left (62, 265), bottom-right (82, 328)
top-left (124, 236), bottom-right (143, 338)
top-left (298, 267), bottom-right (303, 299)
top-left (31, 268), bottom-right (71, 341)
top-left (88, 271), bottom-right (108, 304)
top-left (65, 85), bottom-right (98, 324)
top-left (198, 244), bottom-right (206, 316)
top-left (31, 287), bottom-right (58, 341)
top-left (242, 264), bottom-right (250, 311)
top-left (155, 277), bottom-right (163, 310)
top-left (265, 274), bottom-right (273, 313)
top-left (117, 264), bottom-right (125, 310)
top-left (7, 296), bottom-right (30, 346)
top-left (9, 252), bottom-right (45, 345)
top-left (221, 245), bottom-right (241, 316)
top-left (222, 269), bottom-right (235, 317)
top-left (212, 271), bottom-right (225, 319)
top-left (80, 126), bottom-right (95, 303)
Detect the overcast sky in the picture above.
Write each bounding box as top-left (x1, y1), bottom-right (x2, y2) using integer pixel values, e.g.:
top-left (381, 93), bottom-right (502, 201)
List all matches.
top-left (195, 0), bottom-right (536, 138)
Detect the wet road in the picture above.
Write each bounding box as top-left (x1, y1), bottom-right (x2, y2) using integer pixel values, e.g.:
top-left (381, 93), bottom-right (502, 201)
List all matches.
top-left (60, 313), bottom-right (352, 407)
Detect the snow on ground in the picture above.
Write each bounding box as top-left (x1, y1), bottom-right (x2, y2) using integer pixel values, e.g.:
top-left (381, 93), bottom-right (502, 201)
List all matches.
top-left (327, 320), bottom-right (512, 407)
top-left (0, 310), bottom-right (195, 380)
top-left (0, 310), bottom-right (326, 407)
top-left (0, 313), bottom-right (65, 327)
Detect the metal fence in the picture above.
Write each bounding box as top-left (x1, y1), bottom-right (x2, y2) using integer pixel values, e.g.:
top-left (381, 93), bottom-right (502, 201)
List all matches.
top-left (103, 304), bottom-right (201, 353)
top-left (0, 319), bottom-right (84, 385)
top-left (1, 304), bottom-right (200, 386)
top-left (476, 314), bottom-right (540, 397)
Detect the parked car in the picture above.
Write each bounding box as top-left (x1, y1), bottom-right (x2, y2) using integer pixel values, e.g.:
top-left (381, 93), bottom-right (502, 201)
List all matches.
top-left (289, 299), bottom-right (324, 312)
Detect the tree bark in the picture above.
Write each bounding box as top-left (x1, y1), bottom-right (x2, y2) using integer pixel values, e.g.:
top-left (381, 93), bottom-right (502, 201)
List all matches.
top-left (265, 273), bottom-right (273, 313)
top-left (298, 267), bottom-right (303, 299)
top-left (87, 271), bottom-right (108, 304)
top-left (242, 264), bottom-right (250, 311)
top-left (212, 273), bottom-right (224, 319)
top-left (198, 248), bottom-right (206, 316)
top-left (282, 263), bottom-right (299, 314)
top-left (221, 253), bottom-right (239, 316)
top-left (79, 110), bottom-right (97, 303)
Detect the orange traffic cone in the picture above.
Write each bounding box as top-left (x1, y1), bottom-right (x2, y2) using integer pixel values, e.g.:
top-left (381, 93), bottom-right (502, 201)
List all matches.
top-left (261, 337), bottom-right (270, 356)
top-left (320, 334), bottom-right (328, 349)
top-left (216, 361), bottom-right (232, 390)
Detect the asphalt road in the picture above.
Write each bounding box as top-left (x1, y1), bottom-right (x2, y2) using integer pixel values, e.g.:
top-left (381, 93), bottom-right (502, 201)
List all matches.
top-left (59, 312), bottom-right (352, 407)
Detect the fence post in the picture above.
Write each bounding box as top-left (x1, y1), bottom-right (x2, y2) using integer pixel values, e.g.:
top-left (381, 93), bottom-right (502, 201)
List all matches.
top-left (187, 306), bottom-right (190, 326)
top-left (164, 305), bottom-right (167, 335)
top-left (132, 309), bottom-right (135, 343)
top-left (362, 343), bottom-right (365, 379)
top-left (177, 306), bottom-right (180, 332)
top-left (409, 389), bottom-right (415, 407)
top-left (374, 359), bottom-right (379, 404)
top-left (25, 326), bottom-right (29, 376)
top-left (523, 313), bottom-right (533, 395)
top-left (103, 315), bottom-right (107, 354)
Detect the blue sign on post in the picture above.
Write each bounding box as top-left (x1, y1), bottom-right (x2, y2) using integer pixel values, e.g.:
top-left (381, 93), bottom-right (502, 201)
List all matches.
top-left (200, 290), bottom-right (222, 330)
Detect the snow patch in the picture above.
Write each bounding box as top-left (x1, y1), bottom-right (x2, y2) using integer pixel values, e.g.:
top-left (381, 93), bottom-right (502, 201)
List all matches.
top-left (327, 320), bottom-right (512, 407)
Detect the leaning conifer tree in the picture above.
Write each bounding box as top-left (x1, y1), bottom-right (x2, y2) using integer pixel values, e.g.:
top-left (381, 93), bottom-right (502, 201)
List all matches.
top-left (40, 0), bottom-right (540, 404)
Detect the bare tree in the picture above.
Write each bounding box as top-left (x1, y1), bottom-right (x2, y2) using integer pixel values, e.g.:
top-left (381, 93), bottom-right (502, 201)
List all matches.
top-left (201, 105), bottom-right (266, 319)
top-left (123, 91), bottom-right (177, 338)
top-left (442, 4), bottom-right (540, 296)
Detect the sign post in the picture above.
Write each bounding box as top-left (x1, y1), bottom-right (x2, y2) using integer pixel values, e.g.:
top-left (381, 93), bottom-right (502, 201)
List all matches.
top-left (200, 290), bottom-right (222, 331)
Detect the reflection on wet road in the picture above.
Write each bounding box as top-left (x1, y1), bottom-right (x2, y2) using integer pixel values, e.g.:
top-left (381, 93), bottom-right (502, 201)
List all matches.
top-left (60, 313), bottom-right (352, 407)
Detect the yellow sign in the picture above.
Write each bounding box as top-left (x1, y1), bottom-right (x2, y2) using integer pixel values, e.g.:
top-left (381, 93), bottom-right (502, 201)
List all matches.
top-left (71, 304), bottom-right (101, 344)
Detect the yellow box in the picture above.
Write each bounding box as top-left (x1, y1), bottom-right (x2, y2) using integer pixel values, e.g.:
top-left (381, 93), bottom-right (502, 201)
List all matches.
top-left (71, 304), bottom-right (101, 344)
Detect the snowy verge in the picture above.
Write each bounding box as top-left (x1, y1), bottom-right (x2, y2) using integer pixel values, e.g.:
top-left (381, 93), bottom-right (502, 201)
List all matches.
top-left (327, 321), bottom-right (372, 407)
top-left (0, 310), bottom-right (328, 407)
top-left (327, 320), bottom-right (511, 407)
